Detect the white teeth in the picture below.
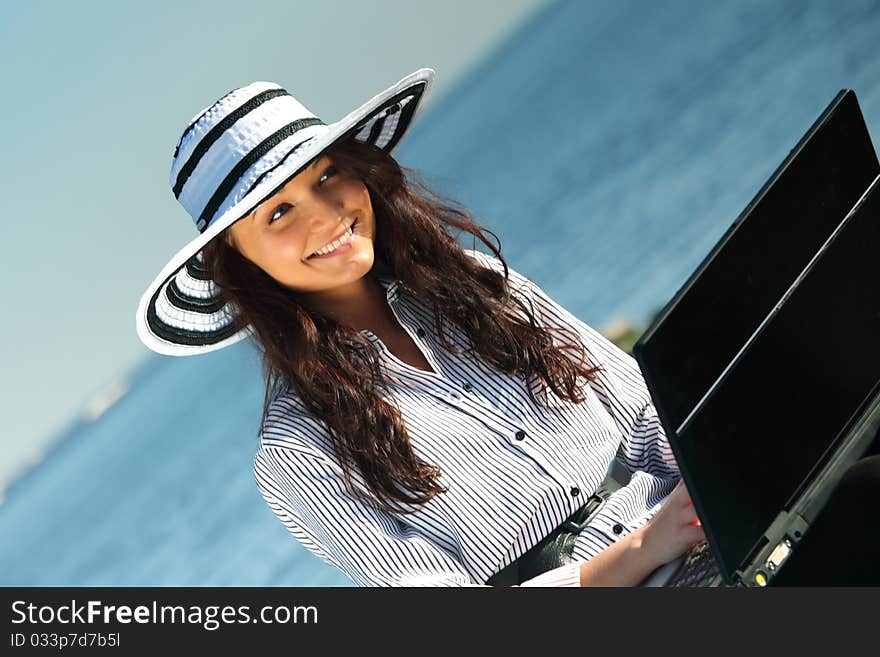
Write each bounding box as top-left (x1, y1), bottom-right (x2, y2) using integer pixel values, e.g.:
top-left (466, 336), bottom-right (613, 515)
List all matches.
top-left (312, 225), bottom-right (353, 257)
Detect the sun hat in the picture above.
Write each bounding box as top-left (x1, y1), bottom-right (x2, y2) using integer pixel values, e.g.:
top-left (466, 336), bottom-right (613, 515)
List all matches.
top-left (135, 68), bottom-right (435, 357)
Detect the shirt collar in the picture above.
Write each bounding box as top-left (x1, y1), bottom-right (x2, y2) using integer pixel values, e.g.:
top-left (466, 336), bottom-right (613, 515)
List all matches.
top-left (374, 271), bottom-right (401, 304)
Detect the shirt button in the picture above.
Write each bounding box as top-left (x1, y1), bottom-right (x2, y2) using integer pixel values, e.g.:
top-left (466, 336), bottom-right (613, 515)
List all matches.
top-left (612, 524), bottom-right (624, 535)
top-left (570, 486), bottom-right (581, 497)
top-left (514, 430), bottom-right (526, 441)
top-left (462, 382), bottom-right (473, 392)
top-left (416, 327), bottom-right (426, 337)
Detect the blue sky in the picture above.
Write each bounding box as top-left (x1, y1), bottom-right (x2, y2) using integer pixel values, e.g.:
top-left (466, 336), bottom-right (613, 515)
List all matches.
top-left (0, 0), bottom-right (550, 490)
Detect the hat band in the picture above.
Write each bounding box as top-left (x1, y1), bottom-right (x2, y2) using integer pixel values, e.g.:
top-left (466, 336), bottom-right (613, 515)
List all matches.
top-left (234, 134), bottom-right (320, 209)
top-left (196, 117), bottom-right (325, 232)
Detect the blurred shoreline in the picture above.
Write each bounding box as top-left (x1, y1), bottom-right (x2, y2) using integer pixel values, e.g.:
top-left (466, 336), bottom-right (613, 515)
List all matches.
top-left (0, 352), bottom-right (165, 505)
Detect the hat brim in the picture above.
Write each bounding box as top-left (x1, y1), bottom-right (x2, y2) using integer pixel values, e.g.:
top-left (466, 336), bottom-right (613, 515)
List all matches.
top-left (136, 68), bottom-right (434, 356)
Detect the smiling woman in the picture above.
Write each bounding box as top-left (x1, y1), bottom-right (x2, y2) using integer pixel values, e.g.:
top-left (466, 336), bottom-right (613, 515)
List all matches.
top-left (135, 68), bottom-right (702, 588)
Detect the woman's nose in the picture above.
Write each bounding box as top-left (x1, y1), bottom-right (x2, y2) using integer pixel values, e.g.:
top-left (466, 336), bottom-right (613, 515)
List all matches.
top-left (306, 194), bottom-right (345, 231)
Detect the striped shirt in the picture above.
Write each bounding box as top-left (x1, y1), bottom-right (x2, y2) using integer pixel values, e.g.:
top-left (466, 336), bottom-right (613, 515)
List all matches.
top-left (253, 249), bottom-right (681, 586)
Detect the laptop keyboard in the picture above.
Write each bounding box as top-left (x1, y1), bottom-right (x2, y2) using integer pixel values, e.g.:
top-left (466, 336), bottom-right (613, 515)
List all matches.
top-left (666, 540), bottom-right (726, 587)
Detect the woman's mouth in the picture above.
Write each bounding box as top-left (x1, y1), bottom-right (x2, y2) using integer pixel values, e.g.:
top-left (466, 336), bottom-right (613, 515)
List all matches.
top-left (307, 220), bottom-right (357, 259)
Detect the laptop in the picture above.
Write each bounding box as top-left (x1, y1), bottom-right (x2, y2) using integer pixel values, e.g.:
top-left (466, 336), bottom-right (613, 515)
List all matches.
top-left (630, 90), bottom-right (880, 587)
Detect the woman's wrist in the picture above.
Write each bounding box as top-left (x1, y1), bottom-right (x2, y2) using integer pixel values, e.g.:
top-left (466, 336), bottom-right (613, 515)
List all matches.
top-left (627, 526), bottom-right (666, 572)
top-left (578, 526), bottom-right (660, 587)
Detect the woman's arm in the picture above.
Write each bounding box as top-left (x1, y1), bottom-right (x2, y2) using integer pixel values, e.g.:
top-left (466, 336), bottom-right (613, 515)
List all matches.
top-left (522, 282), bottom-right (705, 583)
top-left (255, 439), bottom-right (586, 587)
top-left (577, 526), bottom-right (656, 586)
top-left (463, 251), bottom-right (705, 584)
top-left (577, 479), bottom-right (705, 586)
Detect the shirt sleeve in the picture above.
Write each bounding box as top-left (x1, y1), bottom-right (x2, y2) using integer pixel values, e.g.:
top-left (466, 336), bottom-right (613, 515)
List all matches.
top-left (253, 441), bottom-right (582, 587)
top-left (464, 249), bottom-right (680, 480)
top-left (517, 561), bottom-right (582, 587)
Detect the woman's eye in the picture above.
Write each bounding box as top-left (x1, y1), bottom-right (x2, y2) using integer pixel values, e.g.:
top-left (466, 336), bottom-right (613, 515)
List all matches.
top-left (318, 165), bottom-right (338, 185)
top-left (268, 202), bottom-right (292, 224)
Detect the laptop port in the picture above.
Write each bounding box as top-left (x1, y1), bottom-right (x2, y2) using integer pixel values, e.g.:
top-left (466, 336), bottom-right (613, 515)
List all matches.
top-left (766, 538), bottom-right (793, 571)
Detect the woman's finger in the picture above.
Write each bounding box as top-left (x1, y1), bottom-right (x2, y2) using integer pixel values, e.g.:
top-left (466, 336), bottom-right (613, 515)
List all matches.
top-left (674, 502), bottom-right (699, 525)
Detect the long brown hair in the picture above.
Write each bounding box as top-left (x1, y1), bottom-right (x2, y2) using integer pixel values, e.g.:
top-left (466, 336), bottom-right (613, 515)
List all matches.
top-left (202, 137), bottom-right (600, 515)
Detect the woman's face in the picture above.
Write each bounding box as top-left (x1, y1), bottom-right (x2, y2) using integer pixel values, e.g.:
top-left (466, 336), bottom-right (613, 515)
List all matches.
top-left (225, 153), bottom-right (375, 292)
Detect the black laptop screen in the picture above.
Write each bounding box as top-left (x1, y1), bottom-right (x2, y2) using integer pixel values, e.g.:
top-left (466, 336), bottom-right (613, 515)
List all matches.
top-left (674, 177), bottom-right (880, 578)
top-left (636, 91), bottom-right (879, 431)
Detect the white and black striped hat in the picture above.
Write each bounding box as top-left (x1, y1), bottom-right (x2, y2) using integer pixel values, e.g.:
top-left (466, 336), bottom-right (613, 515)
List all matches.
top-left (135, 68), bottom-right (434, 356)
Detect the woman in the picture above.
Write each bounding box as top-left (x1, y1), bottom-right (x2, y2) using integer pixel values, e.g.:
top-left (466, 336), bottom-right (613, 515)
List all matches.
top-left (136, 68), bottom-right (877, 586)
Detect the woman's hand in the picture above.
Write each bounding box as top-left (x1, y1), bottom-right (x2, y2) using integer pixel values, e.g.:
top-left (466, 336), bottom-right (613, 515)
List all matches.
top-left (576, 479), bottom-right (706, 586)
top-left (636, 479), bottom-right (706, 569)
